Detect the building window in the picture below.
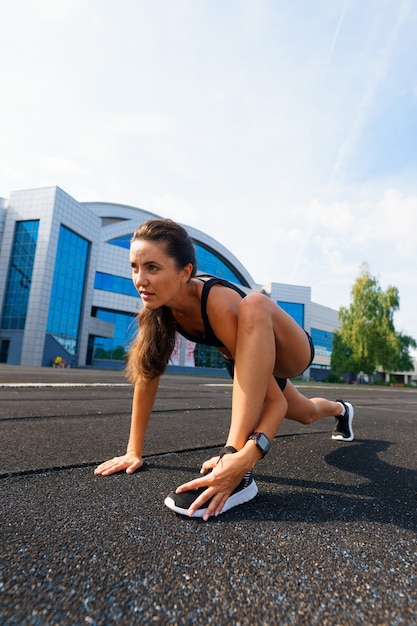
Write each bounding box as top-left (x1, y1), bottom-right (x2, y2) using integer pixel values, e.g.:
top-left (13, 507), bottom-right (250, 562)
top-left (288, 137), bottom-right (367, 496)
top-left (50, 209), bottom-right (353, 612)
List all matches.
top-left (194, 243), bottom-right (246, 285)
top-left (1, 220), bottom-right (39, 330)
top-left (311, 328), bottom-right (333, 356)
top-left (278, 301), bottom-right (304, 328)
top-left (108, 234), bottom-right (132, 249)
top-left (193, 343), bottom-right (227, 369)
top-left (47, 226), bottom-right (90, 355)
top-left (94, 271), bottom-right (138, 297)
top-left (93, 308), bottom-right (136, 360)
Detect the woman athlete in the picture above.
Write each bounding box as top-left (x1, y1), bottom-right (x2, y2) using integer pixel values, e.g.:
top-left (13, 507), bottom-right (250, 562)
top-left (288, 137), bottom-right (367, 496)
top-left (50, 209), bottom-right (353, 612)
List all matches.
top-left (94, 219), bottom-right (354, 521)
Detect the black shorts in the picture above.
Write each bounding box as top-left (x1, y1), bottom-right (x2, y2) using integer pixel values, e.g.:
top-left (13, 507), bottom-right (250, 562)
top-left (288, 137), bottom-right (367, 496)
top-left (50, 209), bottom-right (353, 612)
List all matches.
top-left (222, 331), bottom-right (315, 393)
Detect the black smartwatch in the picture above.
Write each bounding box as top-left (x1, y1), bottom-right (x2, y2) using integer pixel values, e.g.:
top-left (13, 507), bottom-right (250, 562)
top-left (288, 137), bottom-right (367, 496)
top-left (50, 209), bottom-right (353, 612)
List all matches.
top-left (248, 432), bottom-right (271, 457)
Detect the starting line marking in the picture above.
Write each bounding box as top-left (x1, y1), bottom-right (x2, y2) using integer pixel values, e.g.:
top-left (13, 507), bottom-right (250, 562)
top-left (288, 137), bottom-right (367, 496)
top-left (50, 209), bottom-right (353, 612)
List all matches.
top-left (203, 383), bottom-right (233, 387)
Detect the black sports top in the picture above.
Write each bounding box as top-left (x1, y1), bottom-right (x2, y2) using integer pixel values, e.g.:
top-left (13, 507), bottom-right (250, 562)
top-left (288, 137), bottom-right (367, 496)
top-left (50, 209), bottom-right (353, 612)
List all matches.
top-left (175, 275), bottom-right (247, 347)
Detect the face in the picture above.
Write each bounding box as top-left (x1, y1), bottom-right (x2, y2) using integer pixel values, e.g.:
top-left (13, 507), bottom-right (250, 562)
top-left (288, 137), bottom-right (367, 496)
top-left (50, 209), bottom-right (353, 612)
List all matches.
top-left (130, 239), bottom-right (192, 309)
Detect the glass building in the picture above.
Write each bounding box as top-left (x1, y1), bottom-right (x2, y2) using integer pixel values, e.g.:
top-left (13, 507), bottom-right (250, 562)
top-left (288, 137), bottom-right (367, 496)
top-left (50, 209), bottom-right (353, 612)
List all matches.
top-left (2, 220), bottom-right (39, 330)
top-left (47, 226), bottom-right (90, 355)
top-left (0, 186), bottom-right (339, 379)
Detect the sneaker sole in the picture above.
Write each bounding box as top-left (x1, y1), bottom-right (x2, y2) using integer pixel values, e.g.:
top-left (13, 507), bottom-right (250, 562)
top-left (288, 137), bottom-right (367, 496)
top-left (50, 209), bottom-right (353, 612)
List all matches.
top-left (164, 480), bottom-right (258, 518)
top-left (332, 402), bottom-right (354, 441)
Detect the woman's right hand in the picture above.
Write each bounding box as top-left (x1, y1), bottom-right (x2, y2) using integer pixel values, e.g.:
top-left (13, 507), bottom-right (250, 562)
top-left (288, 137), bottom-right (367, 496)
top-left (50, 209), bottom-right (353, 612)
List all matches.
top-left (94, 451), bottom-right (143, 476)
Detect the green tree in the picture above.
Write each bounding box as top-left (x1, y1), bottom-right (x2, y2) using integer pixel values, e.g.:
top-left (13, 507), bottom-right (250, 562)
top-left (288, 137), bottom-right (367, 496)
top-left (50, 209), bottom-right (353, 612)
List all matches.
top-left (330, 332), bottom-right (356, 374)
top-left (391, 332), bottom-right (417, 372)
top-left (331, 263), bottom-right (416, 378)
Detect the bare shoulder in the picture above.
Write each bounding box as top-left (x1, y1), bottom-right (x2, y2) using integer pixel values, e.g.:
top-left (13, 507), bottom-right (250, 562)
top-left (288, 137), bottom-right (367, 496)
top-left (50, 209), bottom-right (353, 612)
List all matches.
top-left (205, 282), bottom-right (242, 313)
top-left (205, 283), bottom-right (242, 354)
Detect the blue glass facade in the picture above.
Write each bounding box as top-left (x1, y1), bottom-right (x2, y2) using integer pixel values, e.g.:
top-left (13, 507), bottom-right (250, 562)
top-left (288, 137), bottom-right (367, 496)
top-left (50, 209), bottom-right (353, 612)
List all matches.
top-left (93, 308), bottom-right (136, 360)
top-left (278, 301), bottom-right (305, 328)
top-left (1, 220), bottom-right (39, 330)
top-left (311, 328), bottom-right (333, 356)
top-left (47, 226), bottom-right (90, 354)
top-left (194, 244), bottom-right (244, 284)
top-left (94, 271), bottom-right (138, 297)
top-left (109, 234), bottom-right (132, 249)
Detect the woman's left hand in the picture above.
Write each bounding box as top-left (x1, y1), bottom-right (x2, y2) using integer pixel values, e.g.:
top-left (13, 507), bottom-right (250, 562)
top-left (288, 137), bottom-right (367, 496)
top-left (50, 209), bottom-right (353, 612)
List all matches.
top-left (175, 451), bottom-right (250, 521)
top-left (199, 455), bottom-right (220, 473)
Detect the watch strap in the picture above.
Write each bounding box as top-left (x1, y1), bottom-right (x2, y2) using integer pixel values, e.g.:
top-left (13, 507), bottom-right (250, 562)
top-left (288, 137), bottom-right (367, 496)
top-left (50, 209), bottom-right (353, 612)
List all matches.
top-left (218, 445), bottom-right (237, 458)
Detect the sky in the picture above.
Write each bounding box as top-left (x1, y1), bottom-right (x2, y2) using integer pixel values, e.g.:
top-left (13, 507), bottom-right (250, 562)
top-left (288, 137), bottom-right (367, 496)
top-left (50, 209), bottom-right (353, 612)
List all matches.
top-left (1, 0), bottom-right (417, 343)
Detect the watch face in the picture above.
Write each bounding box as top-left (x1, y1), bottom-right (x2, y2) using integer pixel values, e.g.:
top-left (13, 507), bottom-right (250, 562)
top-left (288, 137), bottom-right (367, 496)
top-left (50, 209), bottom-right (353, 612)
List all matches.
top-left (257, 433), bottom-right (270, 453)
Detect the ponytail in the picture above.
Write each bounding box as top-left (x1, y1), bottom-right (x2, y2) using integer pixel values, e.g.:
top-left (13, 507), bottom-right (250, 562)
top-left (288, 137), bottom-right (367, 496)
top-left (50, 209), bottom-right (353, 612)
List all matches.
top-left (126, 307), bottom-right (177, 382)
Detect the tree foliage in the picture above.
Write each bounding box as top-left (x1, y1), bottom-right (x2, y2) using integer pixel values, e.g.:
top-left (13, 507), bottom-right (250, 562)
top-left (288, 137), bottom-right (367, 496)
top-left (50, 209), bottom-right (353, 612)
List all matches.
top-left (331, 263), bottom-right (416, 376)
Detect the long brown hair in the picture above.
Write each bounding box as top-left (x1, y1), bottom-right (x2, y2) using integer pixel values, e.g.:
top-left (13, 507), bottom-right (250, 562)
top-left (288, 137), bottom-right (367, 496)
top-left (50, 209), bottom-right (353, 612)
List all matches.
top-left (126, 219), bottom-right (197, 383)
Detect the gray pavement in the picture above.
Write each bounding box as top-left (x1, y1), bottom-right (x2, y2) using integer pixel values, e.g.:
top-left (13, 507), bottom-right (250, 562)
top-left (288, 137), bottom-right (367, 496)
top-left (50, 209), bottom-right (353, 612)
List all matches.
top-left (1, 364), bottom-right (416, 625)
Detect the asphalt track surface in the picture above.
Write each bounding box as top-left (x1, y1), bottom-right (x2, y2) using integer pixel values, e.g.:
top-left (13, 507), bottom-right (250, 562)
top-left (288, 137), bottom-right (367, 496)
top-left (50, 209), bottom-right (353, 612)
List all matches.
top-left (1, 364), bottom-right (416, 625)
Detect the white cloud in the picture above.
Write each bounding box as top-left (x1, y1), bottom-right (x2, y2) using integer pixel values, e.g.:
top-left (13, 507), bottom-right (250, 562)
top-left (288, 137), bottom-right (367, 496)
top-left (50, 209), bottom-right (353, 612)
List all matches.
top-left (103, 112), bottom-right (176, 135)
top-left (145, 193), bottom-right (197, 224)
top-left (1, 0), bottom-right (417, 340)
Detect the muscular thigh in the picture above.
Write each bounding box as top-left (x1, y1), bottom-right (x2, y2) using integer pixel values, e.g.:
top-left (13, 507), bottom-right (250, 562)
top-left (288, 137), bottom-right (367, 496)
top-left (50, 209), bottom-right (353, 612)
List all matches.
top-left (271, 304), bottom-right (312, 378)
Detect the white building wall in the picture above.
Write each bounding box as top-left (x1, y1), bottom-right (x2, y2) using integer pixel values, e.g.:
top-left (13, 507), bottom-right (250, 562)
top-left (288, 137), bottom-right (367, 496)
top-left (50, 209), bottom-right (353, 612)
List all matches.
top-left (0, 187), bottom-right (57, 365)
top-left (1, 187), bottom-right (103, 366)
top-left (268, 282), bottom-right (312, 332)
top-left (311, 302), bottom-right (339, 332)
top-left (310, 302), bottom-right (340, 368)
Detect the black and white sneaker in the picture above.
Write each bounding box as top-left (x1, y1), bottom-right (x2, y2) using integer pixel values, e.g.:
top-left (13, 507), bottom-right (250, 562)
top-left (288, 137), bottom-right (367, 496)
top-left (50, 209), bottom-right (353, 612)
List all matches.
top-left (164, 469), bottom-right (258, 518)
top-left (332, 400), bottom-right (354, 441)
top-left (164, 445), bottom-right (258, 517)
